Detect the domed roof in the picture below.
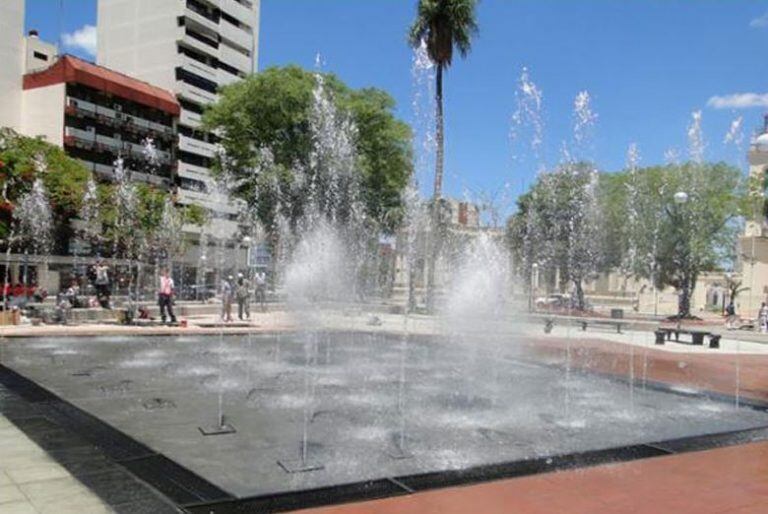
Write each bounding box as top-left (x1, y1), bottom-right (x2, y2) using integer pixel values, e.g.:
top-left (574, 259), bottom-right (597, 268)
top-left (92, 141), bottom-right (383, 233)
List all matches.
top-left (756, 132), bottom-right (768, 150)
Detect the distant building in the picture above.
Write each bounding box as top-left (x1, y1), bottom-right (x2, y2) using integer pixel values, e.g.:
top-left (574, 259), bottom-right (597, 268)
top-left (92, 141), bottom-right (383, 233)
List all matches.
top-left (390, 198), bottom-right (504, 309)
top-left (737, 114), bottom-right (768, 318)
top-left (23, 55), bottom-right (179, 188)
top-left (96, 0), bottom-right (261, 242)
top-left (0, 0), bottom-right (24, 132)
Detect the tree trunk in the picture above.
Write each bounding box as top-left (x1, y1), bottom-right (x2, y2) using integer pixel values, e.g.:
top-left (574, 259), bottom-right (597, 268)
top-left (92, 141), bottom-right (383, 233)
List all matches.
top-left (426, 64), bottom-right (444, 313)
top-left (573, 278), bottom-right (586, 311)
top-left (677, 272), bottom-right (695, 319)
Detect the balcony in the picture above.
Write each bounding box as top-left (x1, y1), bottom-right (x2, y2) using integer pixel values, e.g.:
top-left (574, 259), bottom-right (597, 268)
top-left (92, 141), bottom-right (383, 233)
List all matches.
top-left (184, 5), bottom-right (219, 35)
top-left (180, 54), bottom-right (218, 82)
top-left (180, 108), bottom-right (203, 128)
top-left (219, 44), bottom-right (252, 76)
top-left (177, 27), bottom-right (220, 60)
top-left (176, 80), bottom-right (219, 106)
top-left (219, 17), bottom-right (252, 52)
top-left (64, 127), bottom-right (97, 148)
top-left (217, 67), bottom-right (242, 87)
top-left (178, 160), bottom-right (211, 180)
top-left (220, 0), bottom-right (255, 26)
top-left (179, 134), bottom-right (216, 158)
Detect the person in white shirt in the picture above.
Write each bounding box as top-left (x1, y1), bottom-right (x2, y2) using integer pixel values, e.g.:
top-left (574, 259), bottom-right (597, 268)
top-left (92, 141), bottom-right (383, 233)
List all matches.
top-left (158, 268), bottom-right (176, 324)
top-left (254, 271), bottom-right (267, 312)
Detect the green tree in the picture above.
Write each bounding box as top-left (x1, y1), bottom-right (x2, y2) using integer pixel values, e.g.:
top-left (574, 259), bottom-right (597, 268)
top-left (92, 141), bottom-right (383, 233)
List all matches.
top-left (507, 163), bottom-right (603, 311)
top-left (203, 66), bottom-right (412, 234)
top-left (650, 163), bottom-right (741, 318)
top-left (0, 128), bottom-right (91, 252)
top-left (409, 0), bottom-right (479, 309)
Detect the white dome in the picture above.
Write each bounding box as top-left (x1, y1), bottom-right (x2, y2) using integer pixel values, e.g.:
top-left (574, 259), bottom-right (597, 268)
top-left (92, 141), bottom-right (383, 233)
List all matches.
top-left (756, 133), bottom-right (768, 150)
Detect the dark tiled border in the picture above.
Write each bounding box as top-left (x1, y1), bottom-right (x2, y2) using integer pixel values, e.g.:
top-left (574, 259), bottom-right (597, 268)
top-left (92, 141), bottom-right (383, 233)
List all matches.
top-left (0, 365), bottom-right (231, 513)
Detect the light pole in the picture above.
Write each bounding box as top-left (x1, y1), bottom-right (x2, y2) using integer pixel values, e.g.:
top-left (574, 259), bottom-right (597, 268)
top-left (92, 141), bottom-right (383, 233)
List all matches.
top-left (529, 262), bottom-right (539, 313)
top-left (242, 235), bottom-right (253, 282)
top-left (673, 191), bottom-right (689, 328)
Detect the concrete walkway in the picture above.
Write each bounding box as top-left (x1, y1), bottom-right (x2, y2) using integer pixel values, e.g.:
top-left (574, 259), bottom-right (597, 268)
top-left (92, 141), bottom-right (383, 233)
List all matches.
top-left (0, 415), bottom-right (111, 514)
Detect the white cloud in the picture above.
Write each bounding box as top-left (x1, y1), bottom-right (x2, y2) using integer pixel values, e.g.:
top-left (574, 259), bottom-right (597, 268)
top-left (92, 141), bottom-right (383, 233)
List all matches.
top-left (706, 93), bottom-right (768, 110)
top-left (62, 24), bottom-right (97, 57)
top-left (750, 11), bottom-right (768, 28)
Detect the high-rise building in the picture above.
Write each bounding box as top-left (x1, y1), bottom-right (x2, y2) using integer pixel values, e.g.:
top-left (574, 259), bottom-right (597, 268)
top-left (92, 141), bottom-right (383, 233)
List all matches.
top-left (96, 0), bottom-right (260, 241)
top-left (23, 55), bottom-right (179, 188)
top-left (0, 0), bottom-right (26, 131)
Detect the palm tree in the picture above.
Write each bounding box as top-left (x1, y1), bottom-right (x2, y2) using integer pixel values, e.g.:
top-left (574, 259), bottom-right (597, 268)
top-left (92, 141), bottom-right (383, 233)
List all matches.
top-left (409, 0), bottom-right (479, 310)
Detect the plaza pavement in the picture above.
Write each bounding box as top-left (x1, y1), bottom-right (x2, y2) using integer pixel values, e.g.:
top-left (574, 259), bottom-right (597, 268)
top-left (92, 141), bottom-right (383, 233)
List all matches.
top-left (0, 414), bottom-right (111, 514)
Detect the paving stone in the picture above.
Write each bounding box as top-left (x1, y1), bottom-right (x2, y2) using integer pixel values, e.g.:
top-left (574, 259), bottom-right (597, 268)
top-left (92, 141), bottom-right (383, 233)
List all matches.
top-left (0, 500), bottom-right (38, 514)
top-left (19, 475), bottom-right (89, 501)
top-left (0, 484), bottom-right (26, 505)
top-left (30, 491), bottom-right (112, 514)
top-left (7, 462), bottom-right (72, 484)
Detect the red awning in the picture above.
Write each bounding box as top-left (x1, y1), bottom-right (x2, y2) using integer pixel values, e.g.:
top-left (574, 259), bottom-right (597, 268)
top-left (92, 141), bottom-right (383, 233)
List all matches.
top-left (23, 55), bottom-right (180, 116)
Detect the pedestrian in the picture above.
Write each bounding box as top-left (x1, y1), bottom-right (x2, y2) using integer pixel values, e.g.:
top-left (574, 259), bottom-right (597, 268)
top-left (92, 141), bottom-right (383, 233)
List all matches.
top-left (158, 268), bottom-right (177, 324)
top-left (236, 273), bottom-right (250, 321)
top-left (221, 275), bottom-right (234, 322)
top-left (254, 270), bottom-right (267, 312)
top-left (725, 301), bottom-right (736, 330)
top-left (93, 259), bottom-right (111, 309)
top-left (759, 302), bottom-right (768, 334)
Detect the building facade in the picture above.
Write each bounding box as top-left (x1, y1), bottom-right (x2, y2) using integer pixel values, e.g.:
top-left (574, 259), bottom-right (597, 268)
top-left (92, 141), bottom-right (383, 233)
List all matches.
top-left (0, 0), bottom-right (27, 132)
top-left (22, 55), bottom-right (179, 188)
top-left (738, 115), bottom-right (768, 318)
top-left (96, 0), bottom-right (260, 242)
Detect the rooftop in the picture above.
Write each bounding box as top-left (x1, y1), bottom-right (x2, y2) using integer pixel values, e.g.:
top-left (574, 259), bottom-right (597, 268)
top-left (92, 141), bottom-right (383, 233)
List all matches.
top-left (23, 55), bottom-right (180, 116)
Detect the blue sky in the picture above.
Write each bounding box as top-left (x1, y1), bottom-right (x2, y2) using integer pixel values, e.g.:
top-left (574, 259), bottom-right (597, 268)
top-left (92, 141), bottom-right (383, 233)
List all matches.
top-left (25, 0), bottom-right (768, 206)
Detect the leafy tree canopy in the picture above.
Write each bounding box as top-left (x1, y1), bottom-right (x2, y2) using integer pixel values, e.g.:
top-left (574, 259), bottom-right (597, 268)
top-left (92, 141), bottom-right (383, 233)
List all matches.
top-left (203, 65), bottom-right (413, 233)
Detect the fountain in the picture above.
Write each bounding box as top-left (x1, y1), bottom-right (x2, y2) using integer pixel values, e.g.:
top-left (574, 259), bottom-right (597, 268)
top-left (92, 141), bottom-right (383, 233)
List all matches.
top-left (1, 47), bottom-right (767, 514)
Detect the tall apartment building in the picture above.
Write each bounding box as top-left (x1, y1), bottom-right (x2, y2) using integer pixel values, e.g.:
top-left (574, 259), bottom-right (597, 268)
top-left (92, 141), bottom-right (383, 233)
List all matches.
top-left (23, 55), bottom-right (179, 188)
top-left (96, 0), bottom-right (261, 242)
top-left (0, 0), bottom-right (26, 131)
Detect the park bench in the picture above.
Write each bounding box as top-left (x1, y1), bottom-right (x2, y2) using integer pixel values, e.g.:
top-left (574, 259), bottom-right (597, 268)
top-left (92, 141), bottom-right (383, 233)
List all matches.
top-left (542, 317), bottom-right (626, 334)
top-left (578, 319), bottom-right (626, 334)
top-left (654, 327), bottom-right (721, 349)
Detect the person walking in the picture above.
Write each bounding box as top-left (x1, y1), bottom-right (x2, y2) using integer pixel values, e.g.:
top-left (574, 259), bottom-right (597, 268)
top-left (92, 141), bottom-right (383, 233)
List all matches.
top-left (93, 259), bottom-right (111, 309)
top-left (759, 302), bottom-right (768, 334)
top-left (236, 273), bottom-right (250, 321)
top-left (254, 271), bottom-right (267, 312)
top-left (158, 268), bottom-right (177, 324)
top-left (725, 301), bottom-right (736, 330)
top-left (221, 275), bottom-right (234, 322)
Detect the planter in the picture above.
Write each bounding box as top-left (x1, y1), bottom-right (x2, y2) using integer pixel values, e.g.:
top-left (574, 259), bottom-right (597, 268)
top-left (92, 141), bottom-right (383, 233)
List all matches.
top-left (0, 310), bottom-right (20, 326)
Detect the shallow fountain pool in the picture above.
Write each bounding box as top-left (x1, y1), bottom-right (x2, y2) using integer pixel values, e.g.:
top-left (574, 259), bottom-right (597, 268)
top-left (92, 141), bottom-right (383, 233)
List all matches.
top-left (1, 332), bottom-right (767, 502)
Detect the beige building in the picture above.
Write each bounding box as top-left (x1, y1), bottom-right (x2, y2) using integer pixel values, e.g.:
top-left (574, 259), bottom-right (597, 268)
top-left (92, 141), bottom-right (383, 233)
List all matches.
top-left (0, 0), bottom-right (31, 132)
top-left (737, 115), bottom-right (768, 318)
top-left (97, 0), bottom-right (261, 241)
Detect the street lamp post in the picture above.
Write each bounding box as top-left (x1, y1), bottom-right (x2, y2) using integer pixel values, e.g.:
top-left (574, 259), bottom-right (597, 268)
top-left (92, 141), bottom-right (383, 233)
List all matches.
top-left (529, 263), bottom-right (539, 313)
top-left (672, 191), bottom-right (689, 330)
top-left (242, 235), bottom-right (253, 282)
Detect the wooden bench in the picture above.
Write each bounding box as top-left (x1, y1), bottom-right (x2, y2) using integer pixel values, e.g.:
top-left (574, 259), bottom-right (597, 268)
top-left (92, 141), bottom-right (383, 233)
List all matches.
top-left (579, 319), bottom-right (626, 334)
top-left (654, 328), bottom-right (720, 349)
top-left (542, 317), bottom-right (625, 334)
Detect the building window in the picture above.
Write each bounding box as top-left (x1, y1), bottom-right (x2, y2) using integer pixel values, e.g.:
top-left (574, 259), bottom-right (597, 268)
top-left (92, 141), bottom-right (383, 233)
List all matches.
top-left (33, 51), bottom-right (48, 61)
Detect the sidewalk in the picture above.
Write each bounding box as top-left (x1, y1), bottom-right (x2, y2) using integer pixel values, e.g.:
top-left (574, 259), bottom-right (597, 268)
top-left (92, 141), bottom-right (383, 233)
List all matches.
top-left (0, 414), bottom-right (111, 514)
